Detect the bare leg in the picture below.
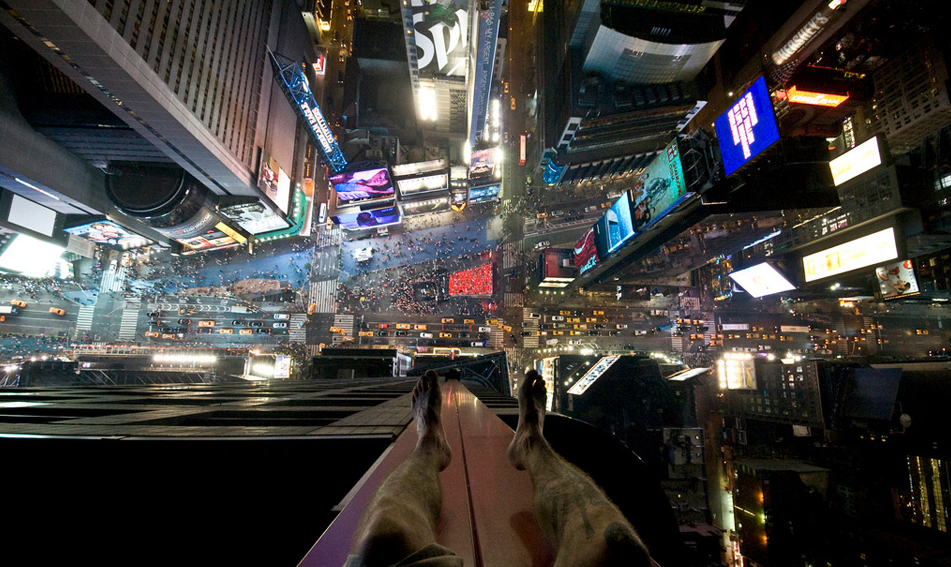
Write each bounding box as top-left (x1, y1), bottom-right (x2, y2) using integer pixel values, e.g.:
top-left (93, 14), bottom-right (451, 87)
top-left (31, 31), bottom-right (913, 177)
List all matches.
top-left (508, 370), bottom-right (651, 567)
top-left (351, 371), bottom-right (452, 566)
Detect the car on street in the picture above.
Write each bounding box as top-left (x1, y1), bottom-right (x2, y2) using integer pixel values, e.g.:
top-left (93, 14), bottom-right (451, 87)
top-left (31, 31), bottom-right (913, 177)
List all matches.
top-left (199, 320), bottom-right (215, 327)
top-left (593, 310), bottom-right (605, 315)
top-left (396, 330), bottom-right (408, 337)
top-left (307, 303), bottom-right (316, 315)
top-left (160, 327), bottom-right (173, 333)
top-left (588, 330), bottom-right (599, 336)
top-left (478, 326), bottom-right (492, 332)
top-left (273, 322), bottom-right (287, 329)
top-left (147, 312), bottom-right (160, 318)
top-left (463, 318), bottom-right (475, 324)
top-left (239, 329), bottom-right (253, 335)
top-left (420, 332), bottom-right (433, 338)
top-left (586, 317), bottom-right (598, 322)
top-left (600, 201), bottom-right (611, 208)
top-left (594, 324), bottom-right (606, 329)
top-left (218, 328), bottom-right (233, 334)
top-left (470, 341), bottom-right (486, 347)
top-left (520, 331), bottom-right (534, 337)
top-left (501, 325), bottom-right (512, 332)
top-left (439, 332), bottom-right (452, 338)
top-left (232, 320), bottom-right (243, 326)
top-left (49, 307), bottom-right (66, 316)
top-left (414, 324), bottom-right (427, 330)
top-left (178, 319), bottom-right (191, 325)
top-left (178, 308), bottom-right (194, 315)
top-left (441, 318), bottom-right (454, 324)
top-left (458, 332), bottom-right (469, 338)
top-left (616, 324), bottom-right (628, 329)
top-left (11, 299), bottom-right (26, 308)
top-left (378, 331), bottom-right (389, 336)
top-left (533, 241), bottom-right (550, 251)
top-left (609, 331), bottom-right (621, 336)
top-left (161, 333), bottom-right (177, 340)
top-left (359, 331), bottom-right (374, 337)
top-left (256, 328), bottom-right (271, 334)
top-left (396, 323), bottom-right (411, 330)
top-left (379, 323), bottom-right (389, 328)
top-left (198, 328), bottom-right (212, 334)
top-left (249, 321), bottom-right (263, 327)
top-left (274, 313), bottom-right (289, 320)
top-left (551, 316), bottom-right (564, 321)
top-left (145, 331), bottom-right (159, 338)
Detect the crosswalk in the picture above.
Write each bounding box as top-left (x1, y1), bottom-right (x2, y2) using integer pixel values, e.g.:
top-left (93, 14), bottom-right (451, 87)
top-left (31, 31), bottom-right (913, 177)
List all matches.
top-left (75, 305), bottom-right (95, 331)
top-left (118, 308), bottom-right (139, 340)
top-left (487, 328), bottom-right (504, 349)
top-left (314, 227), bottom-right (343, 248)
top-left (671, 335), bottom-right (684, 352)
top-left (333, 314), bottom-right (355, 335)
top-left (502, 241), bottom-right (523, 270)
top-left (521, 309), bottom-right (539, 348)
top-left (309, 279), bottom-right (338, 313)
top-left (504, 293), bottom-right (523, 307)
top-left (289, 314), bottom-right (308, 343)
top-left (522, 334), bottom-right (539, 349)
top-left (99, 265), bottom-right (127, 293)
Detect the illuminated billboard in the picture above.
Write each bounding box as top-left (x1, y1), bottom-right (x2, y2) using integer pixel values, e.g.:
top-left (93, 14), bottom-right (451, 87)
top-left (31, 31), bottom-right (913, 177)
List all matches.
top-left (259, 154), bottom-right (291, 214)
top-left (269, 51), bottom-right (347, 174)
top-left (65, 220), bottom-right (153, 250)
top-left (469, 149), bottom-right (496, 179)
top-left (787, 85), bottom-right (849, 107)
top-left (331, 168), bottom-right (395, 204)
top-left (392, 159), bottom-right (447, 178)
top-left (218, 202), bottom-right (291, 235)
top-left (630, 138), bottom-right (690, 231)
top-left (596, 194), bottom-right (634, 255)
top-left (407, 0), bottom-right (468, 78)
top-left (802, 227), bottom-right (898, 282)
top-left (714, 76), bottom-right (780, 177)
top-left (397, 174), bottom-right (449, 197)
top-left (875, 259), bottom-right (920, 300)
top-left (534, 357), bottom-right (556, 411)
top-left (829, 137), bottom-right (882, 186)
top-left (6, 193), bottom-right (57, 237)
top-left (0, 234), bottom-right (65, 278)
top-left (312, 51), bottom-right (326, 76)
top-left (401, 196), bottom-right (450, 216)
top-left (574, 227), bottom-right (600, 276)
top-left (728, 263), bottom-right (796, 298)
top-left (468, 185), bottom-right (500, 203)
top-left (717, 353), bottom-right (756, 390)
top-left (332, 206), bottom-right (402, 230)
top-left (568, 356), bottom-right (619, 396)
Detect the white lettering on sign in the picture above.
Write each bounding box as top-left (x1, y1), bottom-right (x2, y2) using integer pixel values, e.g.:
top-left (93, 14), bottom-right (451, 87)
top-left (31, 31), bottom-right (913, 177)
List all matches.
top-left (772, 11), bottom-right (831, 65)
top-left (727, 91), bottom-right (759, 160)
top-left (299, 101), bottom-right (334, 155)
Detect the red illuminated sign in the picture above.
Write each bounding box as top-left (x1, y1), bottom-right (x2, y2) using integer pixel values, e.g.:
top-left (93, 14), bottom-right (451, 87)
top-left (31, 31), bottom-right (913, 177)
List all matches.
top-left (787, 86), bottom-right (849, 107)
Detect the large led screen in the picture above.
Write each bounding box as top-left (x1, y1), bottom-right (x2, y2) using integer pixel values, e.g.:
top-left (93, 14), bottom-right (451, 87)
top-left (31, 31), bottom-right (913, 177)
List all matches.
top-left (829, 137), bottom-right (882, 186)
top-left (597, 195), bottom-right (634, 254)
top-left (331, 168), bottom-right (395, 204)
top-left (259, 154), bottom-right (291, 214)
top-left (714, 76), bottom-right (780, 176)
top-left (468, 185), bottom-right (500, 203)
top-left (875, 259), bottom-right (920, 300)
top-left (65, 220), bottom-right (152, 250)
top-left (574, 227), bottom-right (600, 275)
top-left (469, 149), bottom-right (496, 179)
top-left (332, 206), bottom-right (402, 230)
top-left (802, 227), bottom-right (898, 282)
top-left (407, 0), bottom-right (468, 78)
top-left (630, 138), bottom-right (690, 231)
top-left (397, 174), bottom-right (449, 196)
top-left (218, 202), bottom-right (291, 235)
top-left (728, 263), bottom-right (796, 298)
top-left (0, 234), bottom-right (65, 277)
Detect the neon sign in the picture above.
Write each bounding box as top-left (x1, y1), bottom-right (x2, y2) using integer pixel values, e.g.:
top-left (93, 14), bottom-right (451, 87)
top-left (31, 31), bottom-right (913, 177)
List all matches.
top-left (787, 86), bottom-right (849, 107)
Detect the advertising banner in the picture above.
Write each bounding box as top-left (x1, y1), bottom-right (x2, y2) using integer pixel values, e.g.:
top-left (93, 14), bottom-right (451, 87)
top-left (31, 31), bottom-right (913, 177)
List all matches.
top-left (331, 168), bottom-right (395, 205)
top-left (469, 149), bottom-right (495, 180)
top-left (568, 356), bottom-right (619, 396)
top-left (802, 227), bottom-right (898, 282)
top-left (574, 227), bottom-right (600, 276)
top-left (397, 173), bottom-right (449, 197)
top-left (468, 184), bottom-right (500, 203)
top-left (392, 159), bottom-right (447, 178)
top-left (470, 0), bottom-right (502, 142)
top-left (218, 202), bottom-right (291, 235)
top-left (728, 262), bottom-right (796, 298)
top-left (408, 0), bottom-right (468, 78)
top-left (596, 193), bottom-right (634, 255)
top-left (402, 196), bottom-right (450, 216)
top-left (333, 206), bottom-right (402, 230)
top-left (714, 76), bottom-right (780, 176)
top-left (65, 220), bottom-right (153, 250)
top-left (630, 138), bottom-right (690, 231)
top-left (875, 259), bottom-right (920, 300)
top-left (259, 154), bottom-right (291, 214)
top-left (717, 353), bottom-right (756, 390)
top-left (829, 136), bottom-right (882, 186)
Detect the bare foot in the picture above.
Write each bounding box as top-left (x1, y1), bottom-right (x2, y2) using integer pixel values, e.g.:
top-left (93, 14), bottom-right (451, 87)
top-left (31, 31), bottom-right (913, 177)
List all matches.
top-left (412, 370), bottom-right (452, 470)
top-left (508, 369), bottom-right (549, 470)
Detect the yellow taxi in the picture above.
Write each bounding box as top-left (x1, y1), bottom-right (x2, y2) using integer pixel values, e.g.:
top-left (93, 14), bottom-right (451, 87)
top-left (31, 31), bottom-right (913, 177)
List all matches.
top-left (570, 331), bottom-right (582, 336)
top-left (559, 310), bottom-right (571, 316)
top-left (593, 310), bottom-right (605, 316)
top-left (11, 299), bottom-right (26, 308)
top-left (575, 324), bottom-right (588, 330)
top-left (359, 331), bottom-right (374, 337)
top-left (488, 319), bottom-right (499, 325)
top-left (342, 336), bottom-right (355, 342)
top-left (396, 323), bottom-right (411, 330)
top-left (198, 320), bottom-right (215, 327)
top-left (307, 303), bottom-right (316, 315)
top-left (586, 317), bottom-right (598, 322)
top-left (501, 325), bottom-right (512, 332)
top-left (145, 331), bottom-right (160, 338)
top-left (219, 328), bottom-right (234, 334)
top-left (414, 324), bottom-right (427, 330)
top-left (442, 318), bottom-right (454, 324)
top-left (569, 317), bottom-right (581, 323)
top-left (49, 307), bottom-right (66, 316)
top-left (330, 327), bottom-right (347, 334)
top-left (161, 333), bottom-right (177, 340)
top-left (239, 329), bottom-right (253, 335)
top-left (463, 319), bottom-right (475, 324)
top-left (439, 332), bottom-right (452, 338)
top-left (553, 330), bottom-right (564, 336)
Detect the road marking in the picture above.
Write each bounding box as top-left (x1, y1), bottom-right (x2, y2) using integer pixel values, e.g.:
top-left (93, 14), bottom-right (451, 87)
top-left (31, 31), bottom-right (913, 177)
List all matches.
top-left (118, 308), bottom-right (139, 340)
top-left (76, 305), bottom-right (95, 331)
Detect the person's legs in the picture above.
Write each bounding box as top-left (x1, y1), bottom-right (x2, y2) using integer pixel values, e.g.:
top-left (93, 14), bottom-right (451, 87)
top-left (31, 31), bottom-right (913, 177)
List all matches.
top-left (508, 370), bottom-right (652, 567)
top-left (350, 370), bottom-right (453, 566)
